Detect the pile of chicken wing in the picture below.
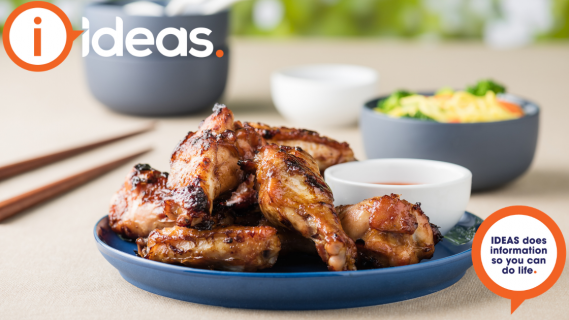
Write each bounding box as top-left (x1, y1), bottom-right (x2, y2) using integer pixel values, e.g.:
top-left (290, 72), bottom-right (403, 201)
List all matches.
top-left (108, 105), bottom-right (442, 272)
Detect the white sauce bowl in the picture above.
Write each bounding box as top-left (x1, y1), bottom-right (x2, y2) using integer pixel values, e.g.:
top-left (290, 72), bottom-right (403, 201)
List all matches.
top-left (325, 158), bottom-right (472, 235)
top-left (271, 64), bottom-right (378, 127)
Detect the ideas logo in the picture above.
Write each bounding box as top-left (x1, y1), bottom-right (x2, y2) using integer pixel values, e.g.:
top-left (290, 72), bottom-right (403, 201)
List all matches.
top-left (3, 1), bottom-right (222, 72)
top-left (82, 18), bottom-right (220, 59)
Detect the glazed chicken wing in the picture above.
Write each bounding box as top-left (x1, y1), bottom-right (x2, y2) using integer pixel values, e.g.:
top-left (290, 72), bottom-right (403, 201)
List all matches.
top-left (336, 194), bottom-right (443, 269)
top-left (166, 105), bottom-right (243, 229)
top-left (108, 164), bottom-right (175, 239)
top-left (137, 225), bottom-right (281, 272)
top-left (247, 144), bottom-right (357, 271)
top-left (245, 122), bottom-right (356, 172)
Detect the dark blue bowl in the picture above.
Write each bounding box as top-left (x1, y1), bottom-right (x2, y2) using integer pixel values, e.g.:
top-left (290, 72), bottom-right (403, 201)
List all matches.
top-left (360, 93), bottom-right (539, 191)
top-left (94, 212), bottom-right (479, 310)
top-left (83, 1), bottom-right (229, 116)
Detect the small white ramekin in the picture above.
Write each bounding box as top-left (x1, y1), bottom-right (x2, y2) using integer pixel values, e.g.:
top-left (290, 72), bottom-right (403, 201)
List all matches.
top-left (325, 158), bottom-right (472, 235)
top-left (271, 64), bottom-right (378, 127)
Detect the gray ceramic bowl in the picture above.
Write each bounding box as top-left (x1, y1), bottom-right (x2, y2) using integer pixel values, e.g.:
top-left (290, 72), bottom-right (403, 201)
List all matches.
top-left (360, 93), bottom-right (539, 191)
top-left (83, 1), bottom-right (229, 116)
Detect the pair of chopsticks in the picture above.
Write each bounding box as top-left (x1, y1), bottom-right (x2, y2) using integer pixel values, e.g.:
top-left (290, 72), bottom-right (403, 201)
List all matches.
top-left (0, 123), bottom-right (156, 222)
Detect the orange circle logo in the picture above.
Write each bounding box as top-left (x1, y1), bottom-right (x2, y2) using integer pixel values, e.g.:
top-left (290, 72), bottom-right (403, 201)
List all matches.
top-left (2, 1), bottom-right (83, 72)
top-left (472, 206), bottom-right (566, 313)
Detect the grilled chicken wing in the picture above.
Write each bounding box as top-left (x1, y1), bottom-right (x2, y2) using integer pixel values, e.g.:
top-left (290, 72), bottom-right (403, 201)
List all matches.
top-left (166, 105), bottom-right (243, 229)
top-left (108, 164), bottom-right (175, 239)
top-left (245, 122), bottom-right (356, 172)
top-left (137, 225), bottom-right (281, 272)
top-left (248, 144), bottom-right (357, 271)
top-left (336, 194), bottom-right (443, 269)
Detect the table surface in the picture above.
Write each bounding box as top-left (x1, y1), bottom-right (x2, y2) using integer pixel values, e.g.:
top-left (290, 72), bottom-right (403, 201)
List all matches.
top-left (0, 39), bottom-right (568, 319)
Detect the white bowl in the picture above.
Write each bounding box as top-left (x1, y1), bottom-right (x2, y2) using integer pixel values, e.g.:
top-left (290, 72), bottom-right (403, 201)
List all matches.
top-left (271, 64), bottom-right (378, 127)
top-left (325, 159), bottom-right (472, 235)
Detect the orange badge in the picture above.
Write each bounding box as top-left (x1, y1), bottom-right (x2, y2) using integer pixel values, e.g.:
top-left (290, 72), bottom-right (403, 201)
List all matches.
top-left (3, 1), bottom-right (83, 72)
top-left (472, 206), bottom-right (566, 313)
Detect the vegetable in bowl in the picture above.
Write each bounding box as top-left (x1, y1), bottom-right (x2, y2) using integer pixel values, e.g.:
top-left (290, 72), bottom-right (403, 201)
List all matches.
top-left (375, 80), bottom-right (524, 123)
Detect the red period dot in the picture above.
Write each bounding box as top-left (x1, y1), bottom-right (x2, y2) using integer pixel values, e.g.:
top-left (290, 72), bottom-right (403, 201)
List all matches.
top-left (34, 17), bottom-right (42, 25)
top-left (216, 50), bottom-right (224, 58)
top-left (534, 270), bottom-right (537, 273)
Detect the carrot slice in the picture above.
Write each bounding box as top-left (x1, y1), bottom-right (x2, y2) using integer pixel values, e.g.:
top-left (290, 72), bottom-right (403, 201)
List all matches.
top-left (498, 100), bottom-right (524, 116)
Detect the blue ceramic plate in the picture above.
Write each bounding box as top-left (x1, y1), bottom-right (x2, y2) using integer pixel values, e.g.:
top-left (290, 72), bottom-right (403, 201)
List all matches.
top-left (95, 212), bottom-right (481, 310)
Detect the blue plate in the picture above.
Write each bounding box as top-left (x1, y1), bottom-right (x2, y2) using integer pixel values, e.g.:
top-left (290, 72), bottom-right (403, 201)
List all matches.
top-left (95, 212), bottom-right (481, 310)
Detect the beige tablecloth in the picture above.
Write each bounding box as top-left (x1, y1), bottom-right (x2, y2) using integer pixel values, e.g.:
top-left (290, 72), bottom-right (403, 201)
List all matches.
top-left (0, 39), bottom-right (568, 319)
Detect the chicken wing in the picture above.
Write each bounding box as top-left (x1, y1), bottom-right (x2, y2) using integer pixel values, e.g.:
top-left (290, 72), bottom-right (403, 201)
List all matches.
top-left (108, 164), bottom-right (175, 239)
top-left (247, 144), bottom-right (357, 271)
top-left (137, 225), bottom-right (281, 272)
top-left (336, 194), bottom-right (443, 269)
top-left (166, 104), bottom-right (243, 229)
top-left (245, 122), bottom-right (356, 172)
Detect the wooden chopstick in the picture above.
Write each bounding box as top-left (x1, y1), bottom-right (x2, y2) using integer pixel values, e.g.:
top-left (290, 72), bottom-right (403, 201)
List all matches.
top-left (0, 148), bottom-right (152, 222)
top-left (0, 122), bottom-right (156, 181)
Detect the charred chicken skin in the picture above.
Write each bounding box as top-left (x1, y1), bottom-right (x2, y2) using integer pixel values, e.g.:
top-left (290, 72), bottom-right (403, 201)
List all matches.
top-left (336, 194), bottom-right (442, 269)
top-left (247, 144), bottom-right (357, 271)
top-left (108, 164), bottom-right (175, 239)
top-left (211, 174), bottom-right (265, 227)
top-left (234, 121), bottom-right (267, 161)
top-left (137, 225), bottom-right (281, 272)
top-left (245, 122), bottom-right (356, 172)
top-left (166, 104), bottom-right (243, 229)
top-left (222, 174), bottom-right (258, 209)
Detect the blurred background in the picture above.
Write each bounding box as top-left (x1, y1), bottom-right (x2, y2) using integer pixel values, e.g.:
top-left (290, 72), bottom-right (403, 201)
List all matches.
top-left (1, 0), bottom-right (568, 48)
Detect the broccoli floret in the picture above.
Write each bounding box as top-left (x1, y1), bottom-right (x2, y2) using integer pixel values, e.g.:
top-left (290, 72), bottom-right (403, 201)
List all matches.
top-left (466, 79), bottom-right (506, 96)
top-left (402, 110), bottom-right (435, 121)
top-left (377, 90), bottom-right (413, 112)
top-left (390, 90), bottom-right (413, 100)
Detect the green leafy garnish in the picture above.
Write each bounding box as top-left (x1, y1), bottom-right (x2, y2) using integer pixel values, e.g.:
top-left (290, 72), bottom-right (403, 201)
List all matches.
top-left (377, 90), bottom-right (413, 113)
top-left (444, 215), bottom-right (483, 245)
top-left (466, 79), bottom-right (506, 96)
top-left (401, 110), bottom-right (435, 121)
